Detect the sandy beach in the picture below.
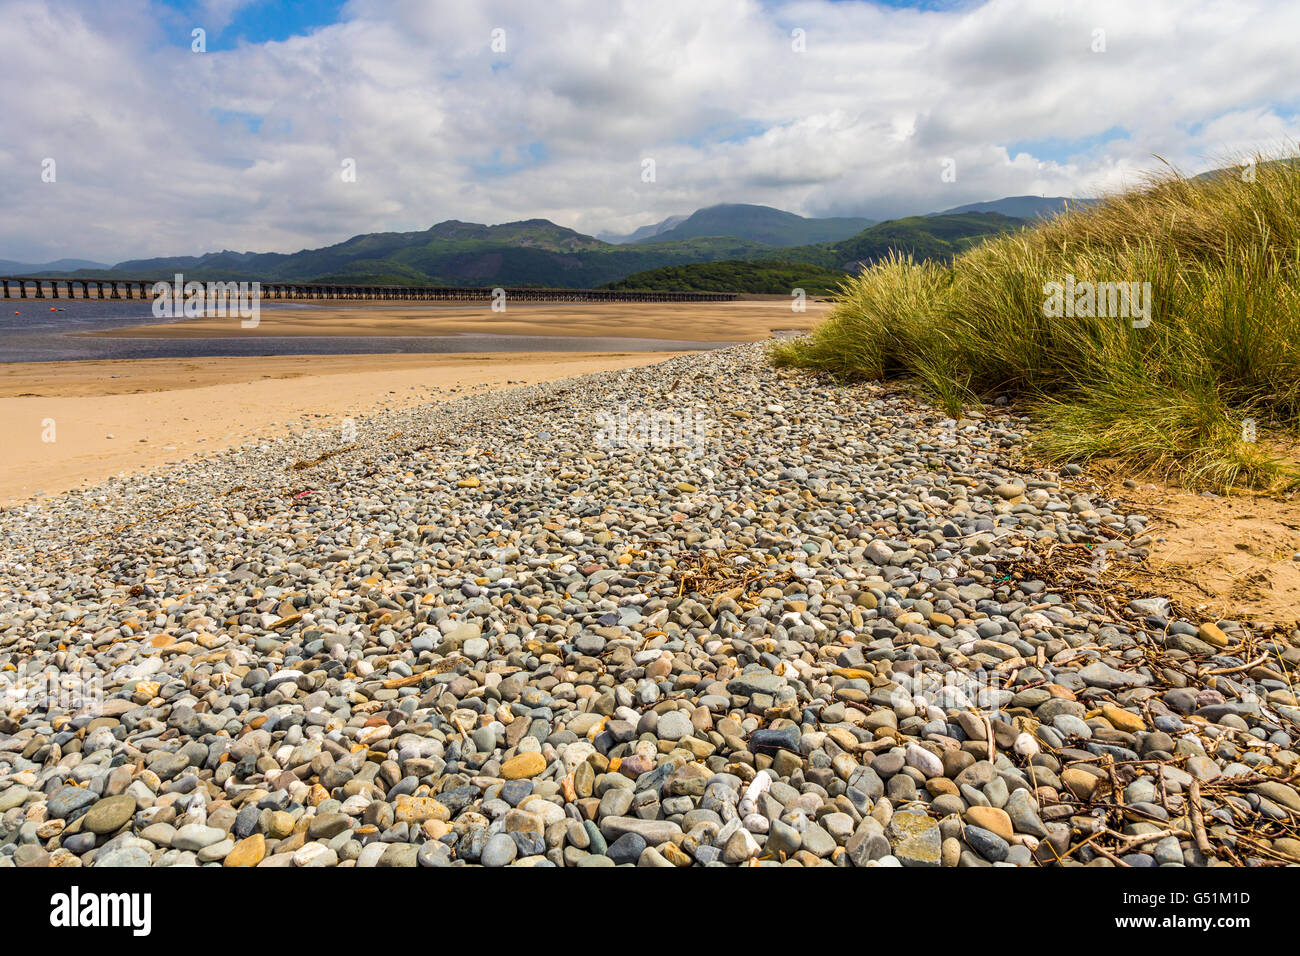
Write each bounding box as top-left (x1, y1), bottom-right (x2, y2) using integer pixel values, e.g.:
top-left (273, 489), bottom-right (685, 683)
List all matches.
top-left (0, 298), bottom-right (825, 501)
top-left (0, 350), bottom-right (686, 502)
top-left (85, 298), bottom-right (828, 342)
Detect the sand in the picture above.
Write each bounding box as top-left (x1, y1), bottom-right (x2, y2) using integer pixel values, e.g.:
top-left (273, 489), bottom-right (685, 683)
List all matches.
top-left (0, 351), bottom-right (686, 503)
top-left (1109, 482), bottom-right (1300, 627)
top-left (86, 298), bottom-right (828, 342)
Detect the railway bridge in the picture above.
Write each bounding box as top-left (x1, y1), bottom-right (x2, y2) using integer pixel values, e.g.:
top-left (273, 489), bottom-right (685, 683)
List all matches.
top-left (0, 277), bottom-right (738, 303)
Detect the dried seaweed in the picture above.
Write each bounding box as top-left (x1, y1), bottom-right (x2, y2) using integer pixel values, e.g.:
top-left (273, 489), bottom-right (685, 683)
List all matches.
top-left (671, 548), bottom-right (798, 610)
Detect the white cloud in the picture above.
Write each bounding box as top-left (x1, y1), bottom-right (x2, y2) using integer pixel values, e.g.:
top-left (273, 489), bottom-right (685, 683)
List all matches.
top-left (199, 0), bottom-right (258, 33)
top-left (0, 0), bottom-right (1297, 261)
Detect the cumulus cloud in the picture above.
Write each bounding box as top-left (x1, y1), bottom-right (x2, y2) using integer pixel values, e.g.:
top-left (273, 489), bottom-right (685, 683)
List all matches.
top-left (0, 0), bottom-right (1297, 261)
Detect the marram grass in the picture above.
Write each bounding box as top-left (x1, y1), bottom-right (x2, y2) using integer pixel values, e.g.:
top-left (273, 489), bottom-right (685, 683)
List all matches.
top-left (771, 153), bottom-right (1300, 491)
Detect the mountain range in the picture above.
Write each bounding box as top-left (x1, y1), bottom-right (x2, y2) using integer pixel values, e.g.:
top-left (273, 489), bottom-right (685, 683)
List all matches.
top-left (929, 195), bottom-right (1098, 219)
top-left (0, 257), bottom-right (110, 273)
top-left (8, 195), bottom-right (1089, 290)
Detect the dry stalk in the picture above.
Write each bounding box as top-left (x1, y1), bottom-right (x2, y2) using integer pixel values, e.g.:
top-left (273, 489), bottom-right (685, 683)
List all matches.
top-left (1188, 780), bottom-right (1215, 859)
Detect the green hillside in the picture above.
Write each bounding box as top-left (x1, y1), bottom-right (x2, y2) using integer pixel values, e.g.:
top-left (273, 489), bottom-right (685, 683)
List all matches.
top-left (760, 213), bottom-right (1028, 270)
top-left (603, 260), bottom-right (850, 295)
top-left (81, 211), bottom-right (1027, 289)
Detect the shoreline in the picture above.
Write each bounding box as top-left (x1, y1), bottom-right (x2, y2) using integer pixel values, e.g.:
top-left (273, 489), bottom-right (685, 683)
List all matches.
top-left (0, 350), bottom-right (689, 502)
top-left (0, 297), bottom-right (824, 501)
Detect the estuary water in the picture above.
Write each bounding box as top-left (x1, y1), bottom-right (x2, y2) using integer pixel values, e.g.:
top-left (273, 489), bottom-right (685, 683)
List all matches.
top-left (0, 299), bottom-right (724, 363)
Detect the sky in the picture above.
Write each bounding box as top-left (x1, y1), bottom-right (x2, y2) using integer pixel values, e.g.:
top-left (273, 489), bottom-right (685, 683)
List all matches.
top-left (0, 0), bottom-right (1297, 263)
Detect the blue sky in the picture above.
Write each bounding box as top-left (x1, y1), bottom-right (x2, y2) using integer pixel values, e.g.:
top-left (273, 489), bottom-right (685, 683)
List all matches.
top-left (154, 0), bottom-right (347, 47)
top-left (1006, 127), bottom-right (1132, 166)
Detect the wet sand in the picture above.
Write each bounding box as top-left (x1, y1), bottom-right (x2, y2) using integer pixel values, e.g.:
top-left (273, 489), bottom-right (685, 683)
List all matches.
top-left (87, 298), bottom-right (827, 343)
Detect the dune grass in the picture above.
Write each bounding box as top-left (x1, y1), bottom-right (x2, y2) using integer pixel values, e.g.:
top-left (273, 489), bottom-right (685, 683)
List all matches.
top-left (771, 153), bottom-right (1300, 491)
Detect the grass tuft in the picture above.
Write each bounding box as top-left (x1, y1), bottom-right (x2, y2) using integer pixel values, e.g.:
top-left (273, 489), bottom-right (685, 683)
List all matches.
top-left (771, 150), bottom-right (1300, 491)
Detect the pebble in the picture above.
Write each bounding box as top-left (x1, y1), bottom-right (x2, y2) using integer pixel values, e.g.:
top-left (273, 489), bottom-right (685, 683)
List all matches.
top-left (607, 832), bottom-right (647, 865)
top-left (501, 753), bottom-right (547, 780)
top-left (481, 833), bottom-right (518, 868)
top-left (964, 825), bottom-right (1010, 862)
top-left (81, 795), bottom-right (137, 835)
top-left (172, 824), bottom-right (226, 851)
top-left (721, 827), bottom-right (760, 863)
top-left (964, 806), bottom-right (1014, 840)
top-left (886, 811), bottom-right (941, 867)
top-left (225, 834), bottom-right (266, 867)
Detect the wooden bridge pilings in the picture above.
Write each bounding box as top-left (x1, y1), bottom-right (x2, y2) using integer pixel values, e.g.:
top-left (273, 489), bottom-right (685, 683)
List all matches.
top-left (0, 277), bottom-right (738, 304)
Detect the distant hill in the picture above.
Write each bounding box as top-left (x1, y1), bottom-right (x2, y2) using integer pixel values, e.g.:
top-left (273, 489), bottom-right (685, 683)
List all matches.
top-left (112, 219), bottom-right (610, 278)
top-left (929, 196), bottom-right (1096, 220)
top-left (636, 204), bottom-right (875, 247)
top-left (603, 260), bottom-right (851, 296)
top-left (758, 212), bottom-right (1029, 272)
top-left (422, 219), bottom-right (606, 251)
top-left (0, 257), bottom-right (110, 273)
top-left (597, 214), bottom-right (688, 244)
top-left (1193, 157), bottom-right (1300, 182)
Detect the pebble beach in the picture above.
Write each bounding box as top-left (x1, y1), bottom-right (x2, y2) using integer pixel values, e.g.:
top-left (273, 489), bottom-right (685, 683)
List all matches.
top-left (1, 342), bottom-right (1297, 868)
